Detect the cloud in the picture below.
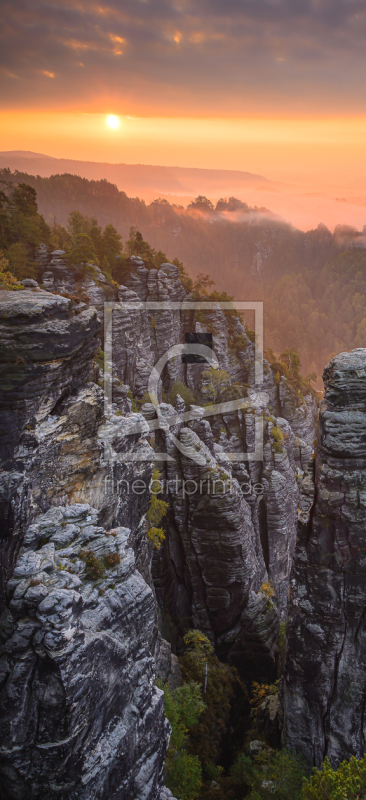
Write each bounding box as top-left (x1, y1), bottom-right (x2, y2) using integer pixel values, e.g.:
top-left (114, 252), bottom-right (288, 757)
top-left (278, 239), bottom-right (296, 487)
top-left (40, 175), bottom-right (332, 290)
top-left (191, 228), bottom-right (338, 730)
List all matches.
top-left (1, 0), bottom-right (366, 114)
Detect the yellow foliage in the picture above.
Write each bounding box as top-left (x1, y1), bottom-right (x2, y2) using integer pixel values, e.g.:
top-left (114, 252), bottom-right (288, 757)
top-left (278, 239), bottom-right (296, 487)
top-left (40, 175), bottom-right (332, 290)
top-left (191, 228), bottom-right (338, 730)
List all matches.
top-left (261, 580), bottom-right (275, 598)
top-left (146, 468), bottom-right (169, 549)
top-left (146, 526), bottom-right (165, 550)
top-left (0, 269), bottom-right (23, 291)
top-left (270, 425), bottom-right (284, 453)
top-left (250, 680), bottom-right (279, 715)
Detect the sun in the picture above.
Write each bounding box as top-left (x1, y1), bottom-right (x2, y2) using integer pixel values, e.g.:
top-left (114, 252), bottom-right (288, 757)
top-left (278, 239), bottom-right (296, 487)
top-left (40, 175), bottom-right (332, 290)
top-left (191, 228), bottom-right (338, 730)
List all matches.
top-left (106, 115), bottom-right (119, 129)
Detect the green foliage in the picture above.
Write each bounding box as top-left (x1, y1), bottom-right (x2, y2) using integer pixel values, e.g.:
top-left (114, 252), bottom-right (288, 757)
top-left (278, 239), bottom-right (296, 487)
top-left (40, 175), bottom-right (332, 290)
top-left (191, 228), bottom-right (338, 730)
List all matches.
top-left (270, 425), bottom-right (285, 454)
top-left (230, 753), bottom-right (255, 785)
top-left (127, 388), bottom-right (138, 412)
top-left (168, 380), bottom-right (196, 410)
top-left (168, 752), bottom-right (203, 800)
top-left (0, 251), bottom-right (24, 290)
top-left (180, 630), bottom-right (239, 767)
top-left (65, 232), bottom-right (99, 269)
top-left (301, 754), bottom-right (366, 800)
top-left (201, 367), bottom-right (232, 405)
top-left (6, 242), bottom-right (35, 280)
top-left (229, 749), bottom-right (306, 799)
top-left (246, 328), bottom-right (256, 343)
top-left (146, 468), bottom-right (169, 550)
top-left (279, 621), bottom-right (286, 654)
top-left (95, 348), bottom-right (104, 370)
top-left (183, 630), bottom-right (214, 658)
top-left (159, 679), bottom-right (205, 799)
top-left (0, 178), bottom-right (51, 273)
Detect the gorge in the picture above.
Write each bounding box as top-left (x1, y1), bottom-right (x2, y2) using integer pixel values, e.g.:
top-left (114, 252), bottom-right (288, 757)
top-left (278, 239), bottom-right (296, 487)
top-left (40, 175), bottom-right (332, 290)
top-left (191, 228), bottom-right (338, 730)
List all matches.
top-left (1, 247), bottom-right (366, 799)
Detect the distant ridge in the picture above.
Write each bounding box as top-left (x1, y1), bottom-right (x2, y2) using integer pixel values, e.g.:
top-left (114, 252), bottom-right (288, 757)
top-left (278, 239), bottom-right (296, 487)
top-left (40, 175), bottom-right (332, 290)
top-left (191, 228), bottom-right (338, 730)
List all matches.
top-left (0, 151), bottom-right (269, 200)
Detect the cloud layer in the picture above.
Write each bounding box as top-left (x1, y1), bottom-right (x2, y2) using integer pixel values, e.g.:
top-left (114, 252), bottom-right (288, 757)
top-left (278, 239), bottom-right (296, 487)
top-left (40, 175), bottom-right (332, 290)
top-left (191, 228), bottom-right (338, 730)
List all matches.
top-left (1, 0), bottom-right (366, 114)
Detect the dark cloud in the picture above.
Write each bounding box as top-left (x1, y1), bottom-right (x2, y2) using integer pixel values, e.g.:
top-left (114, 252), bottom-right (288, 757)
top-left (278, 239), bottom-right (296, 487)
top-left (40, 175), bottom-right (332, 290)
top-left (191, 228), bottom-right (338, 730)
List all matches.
top-left (1, 0), bottom-right (366, 113)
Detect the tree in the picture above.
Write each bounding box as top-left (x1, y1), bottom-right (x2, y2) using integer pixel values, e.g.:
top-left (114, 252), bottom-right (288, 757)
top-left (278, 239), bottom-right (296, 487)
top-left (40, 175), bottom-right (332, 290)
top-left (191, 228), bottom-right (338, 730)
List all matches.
top-left (126, 227), bottom-right (154, 259)
top-left (65, 232), bottom-right (98, 268)
top-left (159, 679), bottom-right (205, 800)
top-left (67, 210), bottom-right (90, 243)
top-left (11, 183), bottom-right (37, 216)
top-left (201, 367), bottom-right (231, 405)
top-left (145, 468), bottom-right (169, 550)
top-left (6, 242), bottom-right (34, 280)
top-left (301, 754), bottom-right (366, 800)
top-left (100, 223), bottom-right (123, 267)
top-left (188, 196), bottom-right (214, 213)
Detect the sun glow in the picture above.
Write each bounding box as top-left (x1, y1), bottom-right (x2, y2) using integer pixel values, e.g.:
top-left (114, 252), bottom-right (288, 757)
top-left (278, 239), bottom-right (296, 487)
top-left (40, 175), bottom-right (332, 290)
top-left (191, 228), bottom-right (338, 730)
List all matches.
top-left (106, 115), bottom-right (119, 129)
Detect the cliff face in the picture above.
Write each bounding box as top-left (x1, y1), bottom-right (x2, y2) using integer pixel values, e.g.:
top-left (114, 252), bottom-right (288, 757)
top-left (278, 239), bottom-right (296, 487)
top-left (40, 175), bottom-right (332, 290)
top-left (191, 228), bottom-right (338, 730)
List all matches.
top-left (283, 349), bottom-right (366, 767)
top-left (0, 253), bottom-right (318, 795)
top-left (108, 258), bottom-right (317, 678)
top-left (0, 287), bottom-right (173, 799)
top-left (1, 504), bottom-right (169, 800)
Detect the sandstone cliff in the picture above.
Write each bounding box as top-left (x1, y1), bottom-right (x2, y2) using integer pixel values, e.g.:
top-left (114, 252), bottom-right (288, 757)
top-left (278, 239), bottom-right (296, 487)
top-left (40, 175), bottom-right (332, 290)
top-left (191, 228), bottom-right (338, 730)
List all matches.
top-left (283, 349), bottom-right (366, 767)
top-left (0, 287), bottom-right (173, 799)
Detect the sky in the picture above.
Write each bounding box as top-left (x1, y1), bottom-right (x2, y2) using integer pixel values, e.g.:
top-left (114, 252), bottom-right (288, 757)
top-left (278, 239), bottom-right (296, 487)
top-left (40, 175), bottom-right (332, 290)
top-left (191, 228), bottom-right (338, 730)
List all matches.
top-left (1, 0), bottom-right (366, 200)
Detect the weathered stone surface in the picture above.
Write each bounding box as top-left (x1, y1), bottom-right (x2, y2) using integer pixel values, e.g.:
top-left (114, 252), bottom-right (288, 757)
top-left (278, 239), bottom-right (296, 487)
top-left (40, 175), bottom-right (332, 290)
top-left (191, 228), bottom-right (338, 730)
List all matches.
top-left (0, 504), bottom-right (169, 800)
top-left (153, 422), bottom-right (279, 680)
top-left (282, 348), bottom-right (366, 767)
top-left (0, 290), bottom-right (100, 465)
top-left (0, 289), bottom-right (173, 799)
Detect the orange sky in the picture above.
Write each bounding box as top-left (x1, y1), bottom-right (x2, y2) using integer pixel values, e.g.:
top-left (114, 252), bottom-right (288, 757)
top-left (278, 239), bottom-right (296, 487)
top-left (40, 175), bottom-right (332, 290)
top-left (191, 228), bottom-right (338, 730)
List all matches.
top-left (1, 1), bottom-right (366, 228)
top-left (1, 111), bottom-right (366, 191)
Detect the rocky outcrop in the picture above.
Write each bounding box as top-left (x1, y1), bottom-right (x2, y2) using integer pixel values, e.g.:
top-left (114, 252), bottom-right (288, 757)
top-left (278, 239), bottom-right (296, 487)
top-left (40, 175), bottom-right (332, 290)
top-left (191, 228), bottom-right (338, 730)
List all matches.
top-left (36, 248), bottom-right (117, 317)
top-left (282, 349), bottom-right (366, 767)
top-left (0, 503), bottom-right (169, 800)
top-left (0, 288), bottom-right (174, 799)
top-left (0, 290), bottom-right (100, 465)
top-left (106, 258), bottom-right (317, 677)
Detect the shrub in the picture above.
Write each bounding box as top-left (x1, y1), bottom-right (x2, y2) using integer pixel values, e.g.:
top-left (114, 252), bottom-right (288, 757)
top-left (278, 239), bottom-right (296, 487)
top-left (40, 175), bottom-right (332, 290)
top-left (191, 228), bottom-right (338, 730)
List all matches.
top-left (159, 679), bottom-right (205, 799)
top-left (168, 380), bottom-right (196, 410)
top-left (95, 348), bottom-right (104, 370)
top-left (103, 552), bottom-right (121, 568)
top-left (261, 581), bottom-right (275, 599)
top-left (270, 426), bottom-right (284, 454)
top-left (80, 550), bottom-right (105, 581)
top-left (201, 367), bottom-right (231, 405)
top-left (230, 749), bottom-right (306, 799)
top-left (230, 753), bottom-right (255, 785)
top-left (146, 468), bottom-right (169, 550)
top-left (250, 681), bottom-right (279, 715)
top-left (301, 754), bottom-right (366, 800)
top-left (146, 526), bottom-right (166, 549)
top-left (168, 752), bottom-right (202, 800)
top-left (0, 269), bottom-right (23, 290)
top-left (279, 621), bottom-right (286, 654)
top-left (180, 630), bottom-right (239, 767)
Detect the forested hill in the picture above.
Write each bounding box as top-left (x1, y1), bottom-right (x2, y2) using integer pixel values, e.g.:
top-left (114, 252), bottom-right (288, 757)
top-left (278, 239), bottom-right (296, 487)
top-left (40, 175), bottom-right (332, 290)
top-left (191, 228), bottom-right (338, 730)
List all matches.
top-left (1, 166), bottom-right (366, 381)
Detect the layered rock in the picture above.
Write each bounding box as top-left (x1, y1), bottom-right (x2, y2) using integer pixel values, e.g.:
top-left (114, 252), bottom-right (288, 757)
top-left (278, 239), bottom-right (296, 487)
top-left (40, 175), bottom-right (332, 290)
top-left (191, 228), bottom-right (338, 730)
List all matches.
top-left (0, 290), bottom-right (100, 464)
top-left (0, 288), bottom-right (174, 799)
top-left (151, 401), bottom-right (304, 679)
top-left (0, 503), bottom-right (169, 800)
top-left (107, 259), bottom-right (317, 677)
top-left (283, 349), bottom-right (366, 767)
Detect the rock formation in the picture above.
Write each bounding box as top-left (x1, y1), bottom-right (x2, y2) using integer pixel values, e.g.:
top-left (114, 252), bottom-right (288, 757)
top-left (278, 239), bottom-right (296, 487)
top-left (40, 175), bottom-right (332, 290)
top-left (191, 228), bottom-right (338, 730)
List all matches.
top-left (283, 349), bottom-right (366, 767)
top-left (0, 287), bottom-right (174, 799)
top-left (0, 251), bottom-right (318, 795)
top-left (0, 503), bottom-right (169, 800)
top-left (105, 258), bottom-right (316, 677)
